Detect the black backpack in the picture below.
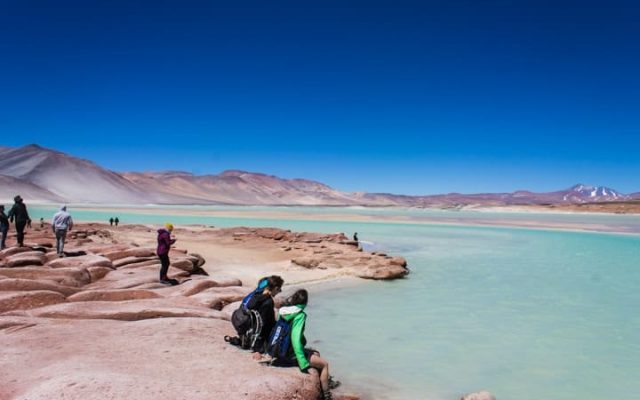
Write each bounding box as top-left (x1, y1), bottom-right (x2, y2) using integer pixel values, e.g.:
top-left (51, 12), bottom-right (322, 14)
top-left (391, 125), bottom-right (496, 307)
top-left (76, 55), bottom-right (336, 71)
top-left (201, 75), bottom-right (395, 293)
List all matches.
top-left (267, 317), bottom-right (294, 359)
top-left (231, 287), bottom-right (264, 350)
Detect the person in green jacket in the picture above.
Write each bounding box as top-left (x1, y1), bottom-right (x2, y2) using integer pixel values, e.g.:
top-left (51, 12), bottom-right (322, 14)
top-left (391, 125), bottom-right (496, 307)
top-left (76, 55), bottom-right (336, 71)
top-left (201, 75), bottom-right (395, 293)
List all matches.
top-left (277, 289), bottom-right (338, 400)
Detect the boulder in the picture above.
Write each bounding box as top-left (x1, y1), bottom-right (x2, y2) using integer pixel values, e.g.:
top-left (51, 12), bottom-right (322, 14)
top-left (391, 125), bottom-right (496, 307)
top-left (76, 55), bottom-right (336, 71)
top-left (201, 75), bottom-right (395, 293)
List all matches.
top-left (0, 278), bottom-right (81, 297)
top-left (4, 251), bottom-right (48, 268)
top-left (112, 256), bottom-right (156, 268)
top-left (102, 247), bottom-right (156, 261)
top-left (67, 289), bottom-right (161, 302)
top-left (47, 254), bottom-right (114, 270)
top-left (0, 290), bottom-right (67, 313)
top-left (7, 298), bottom-right (225, 321)
top-left (0, 266), bottom-right (92, 287)
top-left (0, 246), bottom-right (35, 260)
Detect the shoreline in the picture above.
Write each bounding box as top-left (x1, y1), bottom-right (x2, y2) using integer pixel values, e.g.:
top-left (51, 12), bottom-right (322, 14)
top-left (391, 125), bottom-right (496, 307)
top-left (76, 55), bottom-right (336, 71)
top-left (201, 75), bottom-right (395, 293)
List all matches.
top-left (28, 204), bottom-right (640, 236)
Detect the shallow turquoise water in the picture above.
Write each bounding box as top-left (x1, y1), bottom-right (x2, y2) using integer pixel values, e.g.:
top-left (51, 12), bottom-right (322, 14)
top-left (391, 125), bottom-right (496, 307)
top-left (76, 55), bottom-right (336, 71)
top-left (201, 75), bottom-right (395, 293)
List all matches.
top-left (29, 206), bottom-right (640, 399)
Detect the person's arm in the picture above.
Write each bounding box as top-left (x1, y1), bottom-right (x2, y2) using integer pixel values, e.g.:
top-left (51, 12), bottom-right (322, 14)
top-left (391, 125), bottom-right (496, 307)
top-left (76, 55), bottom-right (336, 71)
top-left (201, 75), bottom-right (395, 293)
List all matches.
top-left (25, 205), bottom-right (31, 224)
top-left (8, 206), bottom-right (14, 223)
top-left (68, 216), bottom-right (73, 231)
top-left (290, 313), bottom-right (310, 371)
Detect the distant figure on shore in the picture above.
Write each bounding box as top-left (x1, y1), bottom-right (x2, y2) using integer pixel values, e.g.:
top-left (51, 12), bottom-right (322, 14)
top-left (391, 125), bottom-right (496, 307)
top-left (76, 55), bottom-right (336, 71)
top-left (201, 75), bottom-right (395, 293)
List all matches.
top-left (268, 289), bottom-right (339, 400)
top-left (0, 205), bottom-right (9, 250)
top-left (353, 232), bottom-right (358, 242)
top-left (114, 217), bottom-right (119, 227)
top-left (230, 276), bottom-right (284, 352)
top-left (109, 217), bottom-right (114, 226)
top-left (8, 195), bottom-right (31, 247)
top-left (39, 217), bottom-right (44, 229)
top-left (157, 223), bottom-right (177, 285)
top-left (52, 205), bottom-right (74, 256)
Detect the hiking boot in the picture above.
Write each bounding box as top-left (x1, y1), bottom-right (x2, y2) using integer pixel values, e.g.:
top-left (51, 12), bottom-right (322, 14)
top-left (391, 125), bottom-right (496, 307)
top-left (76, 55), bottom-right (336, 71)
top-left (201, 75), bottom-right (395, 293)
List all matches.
top-left (328, 376), bottom-right (341, 390)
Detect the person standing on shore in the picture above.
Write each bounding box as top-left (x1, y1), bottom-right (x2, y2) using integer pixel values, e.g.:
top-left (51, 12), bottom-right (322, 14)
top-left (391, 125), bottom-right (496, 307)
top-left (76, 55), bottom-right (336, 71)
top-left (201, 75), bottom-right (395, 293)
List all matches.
top-left (7, 195), bottom-right (31, 247)
top-left (114, 217), bottom-right (119, 227)
top-left (0, 205), bottom-right (9, 250)
top-left (52, 205), bottom-right (74, 256)
top-left (157, 223), bottom-right (177, 285)
top-left (109, 217), bottom-right (114, 226)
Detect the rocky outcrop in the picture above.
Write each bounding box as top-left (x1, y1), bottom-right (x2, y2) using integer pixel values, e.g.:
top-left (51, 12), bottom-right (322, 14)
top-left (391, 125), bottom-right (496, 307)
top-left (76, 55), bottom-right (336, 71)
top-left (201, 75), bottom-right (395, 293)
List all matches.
top-left (0, 223), bottom-right (328, 400)
top-left (224, 227), bottom-right (409, 280)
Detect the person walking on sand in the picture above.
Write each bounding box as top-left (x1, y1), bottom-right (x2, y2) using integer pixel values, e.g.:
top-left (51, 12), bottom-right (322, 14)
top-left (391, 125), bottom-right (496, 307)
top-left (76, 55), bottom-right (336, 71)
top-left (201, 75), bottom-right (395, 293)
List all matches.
top-left (52, 205), bottom-right (73, 256)
top-left (157, 223), bottom-right (177, 285)
top-left (7, 195), bottom-right (31, 247)
top-left (109, 217), bottom-right (114, 226)
top-left (114, 217), bottom-right (119, 227)
top-left (0, 205), bottom-right (9, 250)
top-left (270, 289), bottom-right (340, 400)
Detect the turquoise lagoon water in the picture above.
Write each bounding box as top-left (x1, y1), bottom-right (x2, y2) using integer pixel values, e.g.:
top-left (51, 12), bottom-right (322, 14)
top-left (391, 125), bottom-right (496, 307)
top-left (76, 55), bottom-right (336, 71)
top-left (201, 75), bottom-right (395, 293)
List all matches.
top-left (30, 206), bottom-right (640, 399)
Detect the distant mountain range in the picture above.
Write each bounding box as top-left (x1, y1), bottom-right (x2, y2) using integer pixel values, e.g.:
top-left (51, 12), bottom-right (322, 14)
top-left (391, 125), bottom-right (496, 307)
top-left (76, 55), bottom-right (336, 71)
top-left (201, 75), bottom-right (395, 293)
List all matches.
top-left (1, 144), bottom-right (638, 206)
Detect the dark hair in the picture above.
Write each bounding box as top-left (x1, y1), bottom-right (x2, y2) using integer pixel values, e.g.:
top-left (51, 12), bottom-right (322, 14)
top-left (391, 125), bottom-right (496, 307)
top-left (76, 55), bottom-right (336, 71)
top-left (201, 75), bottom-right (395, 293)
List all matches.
top-left (284, 289), bottom-right (308, 306)
top-left (266, 275), bottom-right (284, 291)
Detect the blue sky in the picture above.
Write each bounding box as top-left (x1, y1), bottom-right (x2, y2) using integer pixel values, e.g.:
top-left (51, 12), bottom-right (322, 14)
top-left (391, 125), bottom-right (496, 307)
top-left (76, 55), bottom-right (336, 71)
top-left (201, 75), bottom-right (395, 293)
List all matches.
top-left (1, 0), bottom-right (639, 195)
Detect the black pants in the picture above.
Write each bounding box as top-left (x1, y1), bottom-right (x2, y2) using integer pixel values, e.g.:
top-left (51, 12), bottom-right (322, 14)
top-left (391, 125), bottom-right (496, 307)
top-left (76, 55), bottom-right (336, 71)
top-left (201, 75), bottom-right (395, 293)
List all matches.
top-left (0, 225), bottom-right (7, 249)
top-left (15, 220), bottom-right (26, 246)
top-left (159, 253), bottom-right (170, 280)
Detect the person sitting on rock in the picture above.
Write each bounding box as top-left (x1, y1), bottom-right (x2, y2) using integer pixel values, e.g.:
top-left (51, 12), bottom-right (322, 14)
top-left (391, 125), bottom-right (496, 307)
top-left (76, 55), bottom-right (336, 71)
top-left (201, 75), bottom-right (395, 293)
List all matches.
top-left (51, 205), bottom-right (73, 256)
top-left (157, 223), bottom-right (177, 285)
top-left (271, 289), bottom-right (339, 400)
top-left (245, 275), bottom-right (284, 352)
top-left (229, 275), bottom-right (284, 352)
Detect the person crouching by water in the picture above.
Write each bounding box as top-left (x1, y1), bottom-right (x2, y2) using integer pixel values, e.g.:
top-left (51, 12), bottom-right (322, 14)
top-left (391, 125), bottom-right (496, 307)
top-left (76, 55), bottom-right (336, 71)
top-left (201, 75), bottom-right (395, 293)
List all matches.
top-left (270, 289), bottom-right (339, 400)
top-left (157, 223), bottom-right (178, 285)
top-left (8, 195), bottom-right (30, 247)
top-left (230, 275), bottom-right (284, 352)
top-left (52, 205), bottom-right (73, 256)
top-left (0, 205), bottom-right (9, 250)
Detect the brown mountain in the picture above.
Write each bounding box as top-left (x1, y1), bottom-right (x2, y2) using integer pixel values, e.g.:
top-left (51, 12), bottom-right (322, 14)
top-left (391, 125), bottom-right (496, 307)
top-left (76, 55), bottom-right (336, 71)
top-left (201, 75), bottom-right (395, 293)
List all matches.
top-left (0, 144), bottom-right (636, 206)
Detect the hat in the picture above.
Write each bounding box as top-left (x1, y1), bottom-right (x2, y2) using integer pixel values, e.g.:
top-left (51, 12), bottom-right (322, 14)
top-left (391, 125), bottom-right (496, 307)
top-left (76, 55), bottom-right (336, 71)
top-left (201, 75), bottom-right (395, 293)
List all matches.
top-left (165, 223), bottom-right (174, 231)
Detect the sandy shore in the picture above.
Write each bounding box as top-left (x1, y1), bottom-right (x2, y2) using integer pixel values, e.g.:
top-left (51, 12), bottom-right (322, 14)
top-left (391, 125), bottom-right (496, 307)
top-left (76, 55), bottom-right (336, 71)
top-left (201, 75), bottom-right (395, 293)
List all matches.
top-left (116, 224), bottom-right (368, 291)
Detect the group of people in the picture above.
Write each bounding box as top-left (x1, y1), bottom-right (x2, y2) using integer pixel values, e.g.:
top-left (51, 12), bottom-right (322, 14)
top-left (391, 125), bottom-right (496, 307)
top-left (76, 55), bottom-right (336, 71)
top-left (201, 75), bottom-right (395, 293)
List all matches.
top-left (228, 276), bottom-right (339, 400)
top-left (153, 225), bottom-right (338, 399)
top-left (108, 217), bottom-right (120, 226)
top-left (4, 199), bottom-right (339, 397)
top-left (0, 195), bottom-right (75, 256)
top-left (1, 195), bottom-right (31, 249)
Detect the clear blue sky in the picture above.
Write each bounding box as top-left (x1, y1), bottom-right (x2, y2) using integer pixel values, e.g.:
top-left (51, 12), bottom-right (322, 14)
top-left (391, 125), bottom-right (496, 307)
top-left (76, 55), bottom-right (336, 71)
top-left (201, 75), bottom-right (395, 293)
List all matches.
top-left (1, 0), bottom-right (639, 195)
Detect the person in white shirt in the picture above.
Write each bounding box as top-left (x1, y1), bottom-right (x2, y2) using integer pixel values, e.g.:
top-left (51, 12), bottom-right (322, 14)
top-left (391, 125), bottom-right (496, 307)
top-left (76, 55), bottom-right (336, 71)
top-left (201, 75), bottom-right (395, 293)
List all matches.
top-left (52, 205), bottom-right (73, 256)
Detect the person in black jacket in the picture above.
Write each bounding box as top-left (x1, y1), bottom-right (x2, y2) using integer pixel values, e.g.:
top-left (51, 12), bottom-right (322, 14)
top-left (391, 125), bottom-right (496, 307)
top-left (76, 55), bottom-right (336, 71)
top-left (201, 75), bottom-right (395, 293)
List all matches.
top-left (0, 205), bottom-right (9, 250)
top-left (7, 195), bottom-right (30, 247)
top-left (245, 275), bottom-right (284, 352)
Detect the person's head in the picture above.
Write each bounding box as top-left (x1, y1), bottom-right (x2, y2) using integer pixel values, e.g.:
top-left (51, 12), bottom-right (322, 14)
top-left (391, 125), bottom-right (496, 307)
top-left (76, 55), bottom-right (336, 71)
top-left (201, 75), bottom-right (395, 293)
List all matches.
top-left (14, 195), bottom-right (22, 203)
top-left (262, 275), bottom-right (284, 296)
top-left (165, 223), bottom-right (174, 232)
top-left (60, 205), bottom-right (67, 211)
top-left (285, 289), bottom-right (308, 306)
